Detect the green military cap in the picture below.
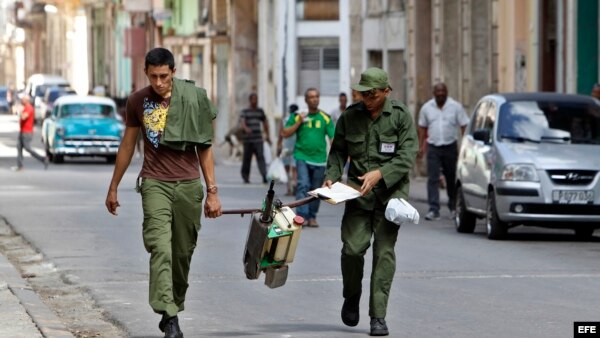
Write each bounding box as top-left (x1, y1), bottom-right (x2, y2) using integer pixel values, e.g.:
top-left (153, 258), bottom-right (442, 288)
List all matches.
top-left (351, 67), bottom-right (392, 91)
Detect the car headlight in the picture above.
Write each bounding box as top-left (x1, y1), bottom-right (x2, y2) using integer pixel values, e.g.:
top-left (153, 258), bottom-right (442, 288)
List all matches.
top-left (501, 164), bottom-right (539, 182)
top-left (56, 126), bottom-right (65, 137)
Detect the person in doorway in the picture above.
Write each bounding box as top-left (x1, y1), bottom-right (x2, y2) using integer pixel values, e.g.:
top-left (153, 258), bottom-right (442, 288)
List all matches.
top-left (330, 92), bottom-right (348, 124)
top-left (105, 47), bottom-right (222, 338)
top-left (324, 67), bottom-right (418, 336)
top-left (282, 88), bottom-right (335, 227)
top-left (417, 82), bottom-right (469, 221)
top-left (12, 95), bottom-right (48, 171)
top-left (240, 93), bottom-right (271, 184)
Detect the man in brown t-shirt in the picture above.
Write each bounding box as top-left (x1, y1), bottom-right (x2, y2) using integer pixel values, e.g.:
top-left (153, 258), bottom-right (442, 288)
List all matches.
top-left (105, 48), bottom-right (221, 338)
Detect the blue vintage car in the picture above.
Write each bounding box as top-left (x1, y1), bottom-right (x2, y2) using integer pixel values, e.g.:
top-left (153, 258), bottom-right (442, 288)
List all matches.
top-left (42, 95), bottom-right (124, 163)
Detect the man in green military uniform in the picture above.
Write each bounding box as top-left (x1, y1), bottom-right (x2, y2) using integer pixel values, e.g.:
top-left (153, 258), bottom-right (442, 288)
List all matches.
top-left (324, 68), bottom-right (418, 336)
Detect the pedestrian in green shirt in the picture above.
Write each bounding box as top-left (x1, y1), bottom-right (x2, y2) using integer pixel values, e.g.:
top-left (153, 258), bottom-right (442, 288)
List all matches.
top-left (324, 68), bottom-right (418, 336)
top-left (282, 87), bottom-right (335, 227)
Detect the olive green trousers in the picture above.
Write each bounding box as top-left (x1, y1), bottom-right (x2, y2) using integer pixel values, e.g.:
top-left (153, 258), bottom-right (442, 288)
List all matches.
top-left (341, 203), bottom-right (400, 319)
top-left (140, 178), bottom-right (203, 318)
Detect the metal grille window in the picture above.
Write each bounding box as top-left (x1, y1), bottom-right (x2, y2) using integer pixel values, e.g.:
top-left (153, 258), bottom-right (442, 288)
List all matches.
top-left (298, 39), bottom-right (339, 96)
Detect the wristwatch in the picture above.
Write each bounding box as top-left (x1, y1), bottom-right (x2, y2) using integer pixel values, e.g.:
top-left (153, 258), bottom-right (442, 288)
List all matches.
top-left (207, 185), bottom-right (218, 194)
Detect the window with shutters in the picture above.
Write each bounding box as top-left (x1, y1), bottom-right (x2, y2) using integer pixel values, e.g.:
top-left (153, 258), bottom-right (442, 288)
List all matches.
top-left (198, 0), bottom-right (209, 25)
top-left (388, 0), bottom-right (406, 12)
top-left (212, 0), bottom-right (228, 32)
top-left (298, 38), bottom-right (339, 96)
top-left (296, 0), bottom-right (339, 20)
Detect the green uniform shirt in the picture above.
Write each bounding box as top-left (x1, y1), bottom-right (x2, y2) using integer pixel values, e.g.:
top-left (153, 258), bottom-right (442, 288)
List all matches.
top-left (160, 78), bottom-right (217, 151)
top-left (285, 110), bottom-right (335, 165)
top-left (325, 98), bottom-right (418, 210)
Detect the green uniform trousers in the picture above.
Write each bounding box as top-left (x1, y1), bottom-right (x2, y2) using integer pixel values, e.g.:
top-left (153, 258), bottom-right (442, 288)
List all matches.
top-left (341, 202), bottom-right (400, 319)
top-left (140, 178), bottom-right (203, 318)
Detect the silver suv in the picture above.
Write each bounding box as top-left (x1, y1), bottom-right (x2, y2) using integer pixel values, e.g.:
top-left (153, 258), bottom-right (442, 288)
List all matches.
top-left (455, 93), bottom-right (600, 239)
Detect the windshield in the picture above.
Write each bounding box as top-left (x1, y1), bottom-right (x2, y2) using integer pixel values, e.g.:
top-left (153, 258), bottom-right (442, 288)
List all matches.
top-left (36, 83), bottom-right (69, 97)
top-left (48, 90), bottom-right (75, 103)
top-left (48, 91), bottom-right (62, 102)
top-left (497, 100), bottom-right (600, 144)
top-left (59, 103), bottom-right (116, 119)
top-left (35, 85), bottom-right (49, 97)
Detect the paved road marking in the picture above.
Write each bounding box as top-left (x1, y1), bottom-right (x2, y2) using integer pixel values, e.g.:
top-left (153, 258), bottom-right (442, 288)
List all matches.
top-left (76, 271), bottom-right (600, 287)
top-left (430, 272), bottom-right (600, 280)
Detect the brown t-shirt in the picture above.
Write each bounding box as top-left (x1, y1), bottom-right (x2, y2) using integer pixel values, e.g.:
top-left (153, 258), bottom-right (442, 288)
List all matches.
top-left (126, 85), bottom-right (200, 181)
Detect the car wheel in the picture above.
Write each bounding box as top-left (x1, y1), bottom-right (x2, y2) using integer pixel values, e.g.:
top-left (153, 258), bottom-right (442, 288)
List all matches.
top-left (455, 186), bottom-right (476, 233)
top-left (106, 155), bottom-right (116, 164)
top-left (52, 154), bottom-right (64, 164)
top-left (574, 227), bottom-right (595, 239)
top-left (486, 191), bottom-right (508, 240)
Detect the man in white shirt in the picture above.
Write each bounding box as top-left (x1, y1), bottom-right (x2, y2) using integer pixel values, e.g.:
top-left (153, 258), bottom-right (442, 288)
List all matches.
top-left (417, 83), bottom-right (469, 221)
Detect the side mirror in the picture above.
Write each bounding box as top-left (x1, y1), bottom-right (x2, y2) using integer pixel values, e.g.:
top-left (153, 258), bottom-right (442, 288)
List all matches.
top-left (473, 129), bottom-right (491, 144)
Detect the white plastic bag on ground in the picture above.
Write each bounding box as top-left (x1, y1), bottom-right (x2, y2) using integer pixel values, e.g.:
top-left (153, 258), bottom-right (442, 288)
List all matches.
top-left (267, 157), bottom-right (288, 183)
top-left (385, 198), bottom-right (420, 225)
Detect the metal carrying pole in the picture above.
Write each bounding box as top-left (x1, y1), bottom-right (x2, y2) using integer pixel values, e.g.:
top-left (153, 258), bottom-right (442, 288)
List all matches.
top-left (221, 196), bottom-right (318, 216)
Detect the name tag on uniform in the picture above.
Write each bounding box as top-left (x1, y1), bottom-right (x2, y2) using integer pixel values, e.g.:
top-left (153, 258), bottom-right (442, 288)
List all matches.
top-left (379, 142), bottom-right (396, 154)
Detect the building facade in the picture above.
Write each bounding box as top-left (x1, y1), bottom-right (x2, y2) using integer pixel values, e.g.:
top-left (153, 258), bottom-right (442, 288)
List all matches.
top-left (349, 0), bottom-right (407, 102)
top-left (8, 0), bottom-right (598, 150)
top-left (407, 0), bottom-right (599, 116)
top-left (258, 0), bottom-right (350, 127)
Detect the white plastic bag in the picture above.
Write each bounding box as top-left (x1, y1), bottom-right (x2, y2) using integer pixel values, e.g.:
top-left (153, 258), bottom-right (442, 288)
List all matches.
top-left (263, 141), bottom-right (272, 165)
top-left (385, 198), bottom-right (420, 225)
top-left (267, 157), bottom-right (288, 183)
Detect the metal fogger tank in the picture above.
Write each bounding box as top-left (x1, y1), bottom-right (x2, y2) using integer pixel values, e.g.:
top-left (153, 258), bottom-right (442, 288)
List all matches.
top-left (242, 181), bottom-right (305, 288)
top-left (222, 181), bottom-right (317, 288)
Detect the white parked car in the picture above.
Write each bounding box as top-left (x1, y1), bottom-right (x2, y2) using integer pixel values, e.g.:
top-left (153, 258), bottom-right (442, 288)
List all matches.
top-left (38, 86), bottom-right (77, 120)
top-left (455, 93), bottom-right (600, 239)
top-left (24, 73), bottom-right (71, 122)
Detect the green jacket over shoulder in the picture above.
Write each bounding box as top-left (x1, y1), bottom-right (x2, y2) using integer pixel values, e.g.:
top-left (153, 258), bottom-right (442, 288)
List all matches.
top-left (160, 78), bottom-right (217, 151)
top-left (325, 98), bottom-right (418, 210)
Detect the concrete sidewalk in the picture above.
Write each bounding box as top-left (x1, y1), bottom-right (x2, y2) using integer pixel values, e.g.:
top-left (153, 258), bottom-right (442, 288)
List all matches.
top-left (0, 261), bottom-right (44, 338)
top-left (0, 218), bottom-right (74, 338)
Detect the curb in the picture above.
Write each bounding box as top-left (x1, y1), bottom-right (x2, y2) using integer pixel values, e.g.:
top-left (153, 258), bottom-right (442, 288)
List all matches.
top-left (0, 218), bottom-right (74, 338)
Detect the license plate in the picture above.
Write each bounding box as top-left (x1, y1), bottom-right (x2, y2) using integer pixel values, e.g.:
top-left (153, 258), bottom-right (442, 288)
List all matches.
top-left (552, 190), bottom-right (594, 204)
top-left (78, 147), bottom-right (105, 154)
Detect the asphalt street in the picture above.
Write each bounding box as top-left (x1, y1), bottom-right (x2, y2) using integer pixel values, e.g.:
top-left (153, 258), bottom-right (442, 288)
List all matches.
top-left (0, 114), bottom-right (599, 338)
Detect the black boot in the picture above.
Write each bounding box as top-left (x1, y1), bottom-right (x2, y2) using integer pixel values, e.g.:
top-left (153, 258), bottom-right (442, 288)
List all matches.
top-left (341, 291), bottom-right (361, 327)
top-left (158, 313), bottom-right (168, 332)
top-left (370, 317), bottom-right (389, 336)
top-left (163, 316), bottom-right (183, 338)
